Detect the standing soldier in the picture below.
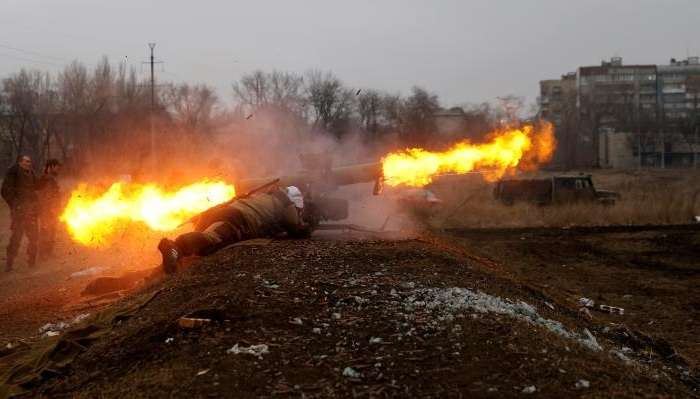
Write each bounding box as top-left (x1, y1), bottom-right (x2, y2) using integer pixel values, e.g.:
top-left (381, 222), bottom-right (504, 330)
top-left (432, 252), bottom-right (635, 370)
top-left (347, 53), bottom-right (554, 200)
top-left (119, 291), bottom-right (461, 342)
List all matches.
top-left (1, 155), bottom-right (39, 271)
top-left (38, 159), bottom-right (62, 259)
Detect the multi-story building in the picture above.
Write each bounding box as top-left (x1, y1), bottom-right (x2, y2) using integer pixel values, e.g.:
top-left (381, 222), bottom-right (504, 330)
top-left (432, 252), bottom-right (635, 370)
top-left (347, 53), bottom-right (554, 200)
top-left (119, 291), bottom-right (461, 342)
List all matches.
top-left (657, 57), bottom-right (700, 123)
top-left (540, 56), bottom-right (700, 168)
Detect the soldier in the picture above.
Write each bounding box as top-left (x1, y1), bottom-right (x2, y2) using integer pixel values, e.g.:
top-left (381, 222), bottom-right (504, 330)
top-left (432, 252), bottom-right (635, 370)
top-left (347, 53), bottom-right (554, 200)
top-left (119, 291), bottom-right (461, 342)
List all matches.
top-left (1, 155), bottom-right (39, 271)
top-left (157, 186), bottom-right (312, 274)
top-left (38, 159), bottom-right (62, 258)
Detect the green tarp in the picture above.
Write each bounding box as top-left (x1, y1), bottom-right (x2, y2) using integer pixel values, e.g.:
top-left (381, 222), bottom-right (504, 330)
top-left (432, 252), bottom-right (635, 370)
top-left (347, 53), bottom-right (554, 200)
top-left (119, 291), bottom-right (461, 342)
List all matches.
top-left (0, 289), bottom-right (161, 398)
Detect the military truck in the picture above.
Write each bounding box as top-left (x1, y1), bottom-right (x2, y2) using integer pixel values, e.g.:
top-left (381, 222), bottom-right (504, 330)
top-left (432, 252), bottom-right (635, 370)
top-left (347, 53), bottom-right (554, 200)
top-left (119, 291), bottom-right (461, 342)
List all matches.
top-left (493, 175), bottom-right (619, 206)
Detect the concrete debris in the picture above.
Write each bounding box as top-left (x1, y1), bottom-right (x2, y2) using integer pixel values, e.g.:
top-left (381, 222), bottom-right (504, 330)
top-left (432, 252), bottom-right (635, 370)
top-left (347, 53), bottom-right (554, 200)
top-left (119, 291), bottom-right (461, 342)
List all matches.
top-left (575, 379), bottom-right (591, 389)
top-left (227, 343), bottom-right (270, 359)
top-left (406, 288), bottom-right (603, 351)
top-left (578, 297), bottom-right (595, 308)
top-left (342, 367), bottom-right (361, 378)
top-left (522, 385), bottom-right (536, 394)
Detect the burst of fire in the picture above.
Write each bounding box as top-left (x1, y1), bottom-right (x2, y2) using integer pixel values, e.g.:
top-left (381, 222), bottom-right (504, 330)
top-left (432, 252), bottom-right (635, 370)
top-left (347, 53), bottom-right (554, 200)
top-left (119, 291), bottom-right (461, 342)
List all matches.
top-left (381, 122), bottom-right (555, 187)
top-left (60, 181), bottom-right (235, 246)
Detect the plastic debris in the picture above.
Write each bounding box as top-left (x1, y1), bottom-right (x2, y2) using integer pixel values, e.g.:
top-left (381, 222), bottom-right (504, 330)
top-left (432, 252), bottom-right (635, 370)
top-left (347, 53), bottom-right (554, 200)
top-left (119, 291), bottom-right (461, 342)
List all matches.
top-left (522, 385), bottom-right (536, 394)
top-left (289, 317), bottom-right (303, 325)
top-left (599, 304), bottom-right (624, 315)
top-left (578, 297), bottom-right (595, 308)
top-left (331, 312), bottom-right (342, 320)
top-left (342, 367), bottom-right (361, 378)
top-left (227, 343), bottom-right (269, 359)
top-left (196, 369), bottom-right (210, 376)
top-left (575, 379), bottom-right (590, 389)
top-left (312, 327), bottom-right (321, 334)
top-left (178, 317), bottom-right (212, 329)
top-left (44, 331), bottom-right (60, 337)
top-left (369, 337), bottom-right (383, 344)
top-left (165, 337), bottom-right (174, 344)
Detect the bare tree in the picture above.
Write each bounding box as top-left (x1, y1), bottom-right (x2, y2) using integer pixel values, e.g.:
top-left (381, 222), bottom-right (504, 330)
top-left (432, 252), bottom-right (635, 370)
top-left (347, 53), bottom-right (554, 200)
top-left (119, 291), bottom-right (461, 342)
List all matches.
top-left (163, 83), bottom-right (219, 132)
top-left (305, 70), bottom-right (355, 137)
top-left (400, 86), bottom-right (440, 146)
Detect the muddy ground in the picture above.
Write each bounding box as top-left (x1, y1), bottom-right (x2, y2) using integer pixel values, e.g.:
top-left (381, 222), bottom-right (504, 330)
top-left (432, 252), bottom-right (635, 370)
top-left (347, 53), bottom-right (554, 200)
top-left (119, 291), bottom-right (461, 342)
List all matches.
top-left (0, 225), bottom-right (697, 398)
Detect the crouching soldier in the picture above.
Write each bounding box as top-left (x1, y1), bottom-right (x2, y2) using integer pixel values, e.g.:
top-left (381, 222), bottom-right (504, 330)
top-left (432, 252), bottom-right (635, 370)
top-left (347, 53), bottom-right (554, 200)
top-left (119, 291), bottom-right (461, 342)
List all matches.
top-left (1, 155), bottom-right (39, 271)
top-left (158, 186), bottom-right (312, 274)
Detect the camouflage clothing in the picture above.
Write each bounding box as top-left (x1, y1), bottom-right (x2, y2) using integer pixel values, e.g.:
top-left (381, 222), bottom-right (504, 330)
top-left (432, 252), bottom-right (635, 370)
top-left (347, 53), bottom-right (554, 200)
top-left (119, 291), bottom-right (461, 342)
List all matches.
top-left (172, 189), bottom-right (310, 257)
top-left (1, 165), bottom-right (39, 269)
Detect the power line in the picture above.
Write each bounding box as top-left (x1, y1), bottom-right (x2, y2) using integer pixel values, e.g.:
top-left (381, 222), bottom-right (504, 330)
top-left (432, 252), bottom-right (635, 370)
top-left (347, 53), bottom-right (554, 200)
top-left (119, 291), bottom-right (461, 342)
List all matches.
top-left (0, 43), bottom-right (71, 63)
top-left (0, 52), bottom-right (63, 67)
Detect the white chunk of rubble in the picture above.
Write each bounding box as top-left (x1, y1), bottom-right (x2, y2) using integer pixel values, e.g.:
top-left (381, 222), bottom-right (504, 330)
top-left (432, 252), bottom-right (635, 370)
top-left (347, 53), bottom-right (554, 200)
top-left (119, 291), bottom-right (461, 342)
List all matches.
top-left (342, 367), bottom-right (361, 378)
top-left (227, 343), bottom-right (270, 359)
top-left (404, 288), bottom-right (603, 352)
top-left (575, 379), bottom-right (590, 389)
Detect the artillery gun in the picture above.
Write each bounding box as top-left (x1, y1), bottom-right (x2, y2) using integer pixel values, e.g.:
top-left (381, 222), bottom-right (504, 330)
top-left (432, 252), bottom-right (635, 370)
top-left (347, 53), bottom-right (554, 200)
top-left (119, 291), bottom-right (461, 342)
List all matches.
top-left (235, 154), bottom-right (385, 229)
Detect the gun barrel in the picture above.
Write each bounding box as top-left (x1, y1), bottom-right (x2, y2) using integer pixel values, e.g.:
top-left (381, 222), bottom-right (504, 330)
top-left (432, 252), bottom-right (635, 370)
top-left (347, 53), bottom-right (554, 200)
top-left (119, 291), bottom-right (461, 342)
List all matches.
top-left (236, 162), bottom-right (383, 193)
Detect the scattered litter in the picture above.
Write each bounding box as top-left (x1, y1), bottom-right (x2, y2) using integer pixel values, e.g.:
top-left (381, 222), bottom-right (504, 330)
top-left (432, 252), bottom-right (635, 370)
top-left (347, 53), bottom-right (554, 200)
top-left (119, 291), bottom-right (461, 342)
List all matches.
top-left (289, 317), bottom-right (303, 326)
top-left (44, 331), bottom-right (60, 337)
top-left (178, 317), bottom-right (212, 329)
top-left (196, 369), bottom-right (210, 376)
top-left (575, 379), bottom-right (590, 389)
top-left (165, 337), bottom-right (174, 344)
top-left (400, 282), bottom-right (415, 289)
top-left (522, 385), bottom-right (536, 394)
top-left (599, 305), bottom-right (624, 315)
top-left (5, 343), bottom-right (12, 349)
top-left (262, 280), bottom-right (279, 289)
top-left (405, 288), bottom-right (603, 351)
top-left (369, 337), bottom-right (383, 344)
top-left (312, 327), bottom-right (321, 334)
top-left (342, 367), bottom-right (361, 379)
top-left (332, 312), bottom-right (342, 320)
top-left (38, 321), bottom-right (69, 334)
top-left (578, 297), bottom-right (595, 308)
top-left (227, 343), bottom-right (269, 359)
top-left (72, 313), bottom-right (90, 324)
top-left (70, 266), bottom-right (107, 278)
top-left (354, 296), bottom-right (369, 305)
top-left (544, 301), bottom-right (555, 310)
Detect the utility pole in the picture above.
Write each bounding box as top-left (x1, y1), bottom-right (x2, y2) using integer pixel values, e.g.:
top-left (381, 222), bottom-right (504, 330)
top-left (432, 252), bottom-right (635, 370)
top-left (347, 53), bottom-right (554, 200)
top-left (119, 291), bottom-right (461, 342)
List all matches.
top-left (143, 43), bottom-right (162, 177)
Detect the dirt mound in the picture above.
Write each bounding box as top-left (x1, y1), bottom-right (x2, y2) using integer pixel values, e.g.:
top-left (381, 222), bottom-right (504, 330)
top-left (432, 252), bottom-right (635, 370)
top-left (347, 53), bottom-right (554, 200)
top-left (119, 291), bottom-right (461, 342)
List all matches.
top-left (16, 234), bottom-right (695, 398)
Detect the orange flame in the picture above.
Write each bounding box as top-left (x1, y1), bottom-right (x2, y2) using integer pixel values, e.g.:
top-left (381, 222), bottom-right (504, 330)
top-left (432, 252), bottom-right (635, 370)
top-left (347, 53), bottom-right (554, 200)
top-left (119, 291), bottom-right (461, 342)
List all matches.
top-left (60, 180), bottom-right (235, 246)
top-left (382, 122), bottom-right (555, 187)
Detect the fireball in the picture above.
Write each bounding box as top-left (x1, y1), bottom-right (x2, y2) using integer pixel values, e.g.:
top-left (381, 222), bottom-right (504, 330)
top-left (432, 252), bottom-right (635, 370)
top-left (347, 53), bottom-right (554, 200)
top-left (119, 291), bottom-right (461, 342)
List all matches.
top-left (60, 181), bottom-right (235, 246)
top-left (381, 122), bottom-right (555, 187)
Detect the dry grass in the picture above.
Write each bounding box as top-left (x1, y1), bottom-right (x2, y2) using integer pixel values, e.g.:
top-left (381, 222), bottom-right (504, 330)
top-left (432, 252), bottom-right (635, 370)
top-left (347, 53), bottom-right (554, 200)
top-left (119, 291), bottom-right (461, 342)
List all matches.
top-left (429, 169), bottom-right (700, 228)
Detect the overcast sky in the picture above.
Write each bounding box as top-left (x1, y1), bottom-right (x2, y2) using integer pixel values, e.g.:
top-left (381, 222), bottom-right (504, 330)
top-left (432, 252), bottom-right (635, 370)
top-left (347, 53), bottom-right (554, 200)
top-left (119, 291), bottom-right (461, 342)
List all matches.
top-left (1, 0), bottom-right (699, 107)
